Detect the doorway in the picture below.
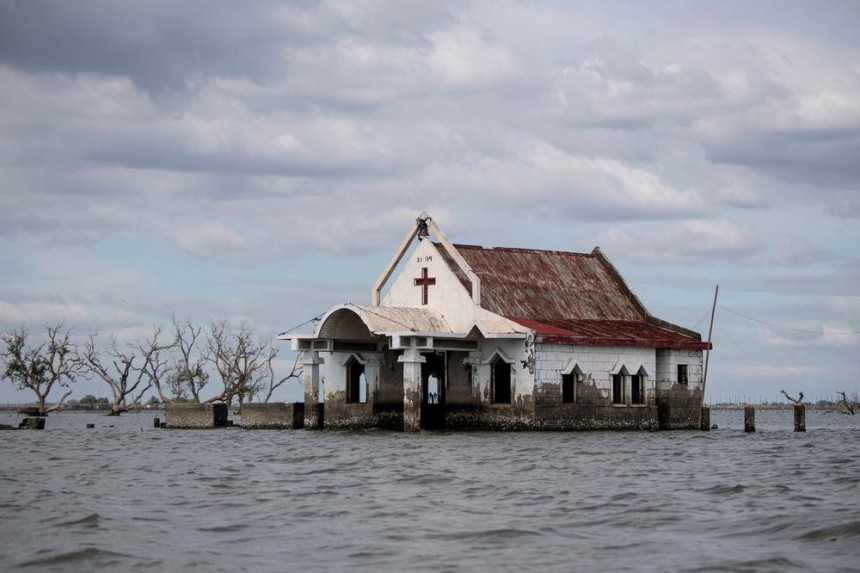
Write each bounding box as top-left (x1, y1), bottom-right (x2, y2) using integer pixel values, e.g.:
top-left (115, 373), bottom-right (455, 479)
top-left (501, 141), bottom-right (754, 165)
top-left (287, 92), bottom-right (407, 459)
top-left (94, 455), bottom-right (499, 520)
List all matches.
top-left (421, 351), bottom-right (446, 429)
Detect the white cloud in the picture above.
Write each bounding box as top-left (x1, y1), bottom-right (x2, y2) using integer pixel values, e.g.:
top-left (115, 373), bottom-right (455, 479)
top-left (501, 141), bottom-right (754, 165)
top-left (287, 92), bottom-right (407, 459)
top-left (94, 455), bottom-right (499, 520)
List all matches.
top-left (419, 140), bottom-right (707, 221)
top-left (0, 300), bottom-right (137, 333)
top-left (161, 220), bottom-right (248, 259)
top-left (771, 236), bottom-right (831, 267)
top-left (598, 218), bottom-right (763, 264)
top-left (426, 25), bottom-right (519, 88)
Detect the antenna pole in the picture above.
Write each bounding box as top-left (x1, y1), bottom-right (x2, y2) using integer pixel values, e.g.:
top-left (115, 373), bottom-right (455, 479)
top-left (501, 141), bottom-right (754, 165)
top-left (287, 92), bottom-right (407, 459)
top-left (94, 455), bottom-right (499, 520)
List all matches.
top-left (702, 285), bottom-right (719, 400)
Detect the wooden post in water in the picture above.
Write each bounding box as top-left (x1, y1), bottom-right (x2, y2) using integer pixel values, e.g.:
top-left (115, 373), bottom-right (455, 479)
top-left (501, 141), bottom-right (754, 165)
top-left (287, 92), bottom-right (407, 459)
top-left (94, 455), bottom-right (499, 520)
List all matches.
top-left (153, 417), bottom-right (160, 428)
top-left (794, 404), bottom-right (806, 432)
top-left (744, 406), bottom-right (755, 433)
top-left (700, 407), bottom-right (711, 431)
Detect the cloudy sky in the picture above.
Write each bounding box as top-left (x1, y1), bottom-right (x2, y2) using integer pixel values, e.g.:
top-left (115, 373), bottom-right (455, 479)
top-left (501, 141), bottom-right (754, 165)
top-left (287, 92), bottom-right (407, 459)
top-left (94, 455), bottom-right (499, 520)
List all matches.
top-left (1, 0), bottom-right (859, 404)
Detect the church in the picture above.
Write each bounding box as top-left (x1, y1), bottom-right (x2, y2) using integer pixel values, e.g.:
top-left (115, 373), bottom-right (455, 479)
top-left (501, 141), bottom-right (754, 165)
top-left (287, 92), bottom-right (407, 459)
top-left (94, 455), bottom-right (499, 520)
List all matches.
top-left (280, 212), bottom-right (709, 431)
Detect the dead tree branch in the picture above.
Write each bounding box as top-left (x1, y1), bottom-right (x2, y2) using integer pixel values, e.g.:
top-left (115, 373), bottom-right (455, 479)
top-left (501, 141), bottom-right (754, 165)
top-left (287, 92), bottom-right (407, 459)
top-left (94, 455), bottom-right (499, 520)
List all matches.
top-left (163, 316), bottom-right (208, 402)
top-left (1, 323), bottom-right (80, 415)
top-left (80, 328), bottom-right (166, 415)
top-left (825, 391), bottom-right (858, 415)
top-left (780, 389), bottom-right (804, 405)
top-left (204, 320), bottom-right (271, 406)
top-left (259, 351), bottom-right (302, 403)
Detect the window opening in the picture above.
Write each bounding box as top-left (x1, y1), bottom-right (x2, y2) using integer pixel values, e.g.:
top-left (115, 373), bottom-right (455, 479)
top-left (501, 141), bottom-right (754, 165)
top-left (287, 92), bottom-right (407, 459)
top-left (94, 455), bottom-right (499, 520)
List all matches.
top-left (492, 356), bottom-right (511, 404)
top-left (346, 357), bottom-right (366, 404)
top-left (612, 373), bottom-right (624, 405)
top-left (562, 372), bottom-right (575, 404)
top-left (677, 364), bottom-right (688, 385)
top-left (631, 374), bottom-right (644, 405)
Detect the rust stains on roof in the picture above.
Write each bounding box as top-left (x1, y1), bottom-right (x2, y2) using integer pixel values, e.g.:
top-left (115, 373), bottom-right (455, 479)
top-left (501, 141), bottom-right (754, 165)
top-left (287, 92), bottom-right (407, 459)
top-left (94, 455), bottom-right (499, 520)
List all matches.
top-left (453, 244), bottom-right (641, 321)
top-left (439, 243), bottom-right (706, 350)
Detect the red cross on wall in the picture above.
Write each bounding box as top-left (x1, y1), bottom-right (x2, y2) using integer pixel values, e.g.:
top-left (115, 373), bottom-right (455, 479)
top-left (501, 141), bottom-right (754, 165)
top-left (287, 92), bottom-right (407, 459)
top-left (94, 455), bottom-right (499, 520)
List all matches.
top-left (414, 267), bottom-right (436, 305)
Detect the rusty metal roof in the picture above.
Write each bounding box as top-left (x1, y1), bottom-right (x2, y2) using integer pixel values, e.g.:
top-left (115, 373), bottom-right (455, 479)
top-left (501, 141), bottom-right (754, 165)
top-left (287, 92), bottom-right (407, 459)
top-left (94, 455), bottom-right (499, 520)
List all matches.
top-left (441, 243), bottom-right (706, 350)
top-left (510, 318), bottom-right (710, 350)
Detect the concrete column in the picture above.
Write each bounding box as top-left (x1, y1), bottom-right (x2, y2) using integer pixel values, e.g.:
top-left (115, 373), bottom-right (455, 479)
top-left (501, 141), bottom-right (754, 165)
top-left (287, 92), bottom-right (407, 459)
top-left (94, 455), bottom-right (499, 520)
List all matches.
top-left (794, 404), bottom-right (806, 432)
top-left (744, 405), bottom-right (755, 433)
top-left (363, 355), bottom-right (382, 408)
top-left (700, 407), bottom-right (711, 431)
top-left (398, 347), bottom-right (426, 432)
top-left (301, 351), bottom-right (324, 429)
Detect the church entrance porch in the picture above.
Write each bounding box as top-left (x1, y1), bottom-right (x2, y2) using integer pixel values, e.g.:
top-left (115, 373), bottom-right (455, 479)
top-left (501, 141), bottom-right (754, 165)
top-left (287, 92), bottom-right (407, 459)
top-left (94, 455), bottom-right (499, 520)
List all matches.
top-left (421, 352), bottom-right (446, 430)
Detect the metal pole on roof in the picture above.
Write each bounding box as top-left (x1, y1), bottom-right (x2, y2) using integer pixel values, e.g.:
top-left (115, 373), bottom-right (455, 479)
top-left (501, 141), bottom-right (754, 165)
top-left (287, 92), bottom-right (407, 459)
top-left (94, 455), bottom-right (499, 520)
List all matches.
top-left (702, 284), bottom-right (719, 401)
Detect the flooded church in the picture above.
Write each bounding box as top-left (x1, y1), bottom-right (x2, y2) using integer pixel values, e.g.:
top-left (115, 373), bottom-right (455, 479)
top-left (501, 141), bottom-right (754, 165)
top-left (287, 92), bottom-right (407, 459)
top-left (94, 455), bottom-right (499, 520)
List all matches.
top-left (280, 213), bottom-right (709, 431)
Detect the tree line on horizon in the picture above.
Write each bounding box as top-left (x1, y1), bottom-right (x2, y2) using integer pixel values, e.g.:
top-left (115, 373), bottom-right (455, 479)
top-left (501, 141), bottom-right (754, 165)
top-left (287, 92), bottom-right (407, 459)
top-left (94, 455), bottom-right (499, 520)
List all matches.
top-left (0, 318), bottom-right (302, 415)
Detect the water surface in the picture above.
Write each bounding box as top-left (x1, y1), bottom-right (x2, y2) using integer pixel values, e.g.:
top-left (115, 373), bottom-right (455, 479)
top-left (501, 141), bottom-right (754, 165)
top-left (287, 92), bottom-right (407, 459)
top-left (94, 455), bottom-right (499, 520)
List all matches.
top-left (1, 410), bottom-right (858, 572)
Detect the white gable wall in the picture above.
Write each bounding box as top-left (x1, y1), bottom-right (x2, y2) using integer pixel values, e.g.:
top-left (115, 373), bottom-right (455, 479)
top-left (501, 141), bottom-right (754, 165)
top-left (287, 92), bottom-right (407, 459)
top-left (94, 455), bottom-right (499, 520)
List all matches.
top-left (382, 240), bottom-right (478, 333)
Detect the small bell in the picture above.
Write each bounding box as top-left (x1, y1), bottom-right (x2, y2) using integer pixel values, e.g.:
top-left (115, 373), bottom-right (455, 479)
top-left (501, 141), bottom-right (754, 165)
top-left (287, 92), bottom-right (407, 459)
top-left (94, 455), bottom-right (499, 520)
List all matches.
top-left (416, 218), bottom-right (430, 240)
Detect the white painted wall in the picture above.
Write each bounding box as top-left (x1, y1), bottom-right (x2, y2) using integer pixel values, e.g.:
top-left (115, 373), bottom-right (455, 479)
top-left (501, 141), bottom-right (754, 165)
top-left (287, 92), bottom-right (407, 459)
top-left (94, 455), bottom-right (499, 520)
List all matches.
top-left (470, 337), bottom-right (535, 405)
top-left (656, 349), bottom-right (704, 391)
top-left (381, 240), bottom-right (478, 333)
top-left (535, 343), bottom-right (657, 402)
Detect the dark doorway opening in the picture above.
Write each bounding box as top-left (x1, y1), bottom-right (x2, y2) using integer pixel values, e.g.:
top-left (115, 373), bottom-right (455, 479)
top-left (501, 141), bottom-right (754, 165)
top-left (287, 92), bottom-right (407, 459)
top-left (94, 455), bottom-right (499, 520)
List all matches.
top-left (421, 352), bottom-right (446, 429)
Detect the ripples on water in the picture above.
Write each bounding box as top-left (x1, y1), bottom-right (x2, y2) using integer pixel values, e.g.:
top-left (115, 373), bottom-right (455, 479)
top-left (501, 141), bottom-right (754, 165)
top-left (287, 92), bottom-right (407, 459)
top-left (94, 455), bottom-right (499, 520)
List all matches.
top-left (1, 410), bottom-right (858, 572)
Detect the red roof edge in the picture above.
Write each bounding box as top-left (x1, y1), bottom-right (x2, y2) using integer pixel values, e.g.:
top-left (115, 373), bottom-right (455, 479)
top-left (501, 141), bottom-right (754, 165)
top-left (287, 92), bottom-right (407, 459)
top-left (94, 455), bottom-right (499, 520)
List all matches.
top-left (509, 317), bottom-right (711, 350)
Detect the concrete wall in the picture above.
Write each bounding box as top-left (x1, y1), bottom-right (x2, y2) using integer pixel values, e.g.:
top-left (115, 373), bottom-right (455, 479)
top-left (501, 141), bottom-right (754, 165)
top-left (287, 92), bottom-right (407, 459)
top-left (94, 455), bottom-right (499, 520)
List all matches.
top-left (656, 348), bottom-right (704, 429)
top-left (446, 337), bottom-right (536, 430)
top-left (310, 340), bottom-right (703, 431)
top-left (320, 351), bottom-right (381, 429)
top-left (532, 343), bottom-right (659, 430)
top-left (165, 403), bottom-right (229, 428)
top-left (240, 403), bottom-right (304, 429)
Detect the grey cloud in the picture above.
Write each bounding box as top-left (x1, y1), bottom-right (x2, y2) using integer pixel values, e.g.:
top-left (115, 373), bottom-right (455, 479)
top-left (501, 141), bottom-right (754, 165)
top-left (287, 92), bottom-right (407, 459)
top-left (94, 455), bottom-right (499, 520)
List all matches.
top-left (705, 129), bottom-right (860, 189)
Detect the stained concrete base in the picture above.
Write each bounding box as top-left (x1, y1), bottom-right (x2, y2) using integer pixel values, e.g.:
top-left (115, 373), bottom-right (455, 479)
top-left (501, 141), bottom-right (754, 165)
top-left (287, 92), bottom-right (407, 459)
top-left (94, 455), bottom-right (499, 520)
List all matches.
top-left (165, 403), bottom-right (229, 428)
top-left (240, 403), bottom-right (304, 429)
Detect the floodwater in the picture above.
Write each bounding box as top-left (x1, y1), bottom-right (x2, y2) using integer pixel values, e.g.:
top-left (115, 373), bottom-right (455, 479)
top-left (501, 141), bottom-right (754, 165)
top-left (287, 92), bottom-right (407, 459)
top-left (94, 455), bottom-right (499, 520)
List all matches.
top-left (1, 410), bottom-right (858, 572)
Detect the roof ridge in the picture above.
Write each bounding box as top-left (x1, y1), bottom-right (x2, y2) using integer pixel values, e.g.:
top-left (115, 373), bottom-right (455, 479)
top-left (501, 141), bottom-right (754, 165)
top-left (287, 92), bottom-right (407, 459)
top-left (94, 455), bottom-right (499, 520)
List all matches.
top-left (451, 243), bottom-right (595, 257)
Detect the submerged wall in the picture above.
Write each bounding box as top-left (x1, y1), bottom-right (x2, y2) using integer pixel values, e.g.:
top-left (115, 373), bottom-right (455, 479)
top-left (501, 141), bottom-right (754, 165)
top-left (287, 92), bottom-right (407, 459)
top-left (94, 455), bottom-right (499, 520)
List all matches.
top-left (165, 403), bottom-right (229, 428)
top-left (240, 403), bottom-right (304, 429)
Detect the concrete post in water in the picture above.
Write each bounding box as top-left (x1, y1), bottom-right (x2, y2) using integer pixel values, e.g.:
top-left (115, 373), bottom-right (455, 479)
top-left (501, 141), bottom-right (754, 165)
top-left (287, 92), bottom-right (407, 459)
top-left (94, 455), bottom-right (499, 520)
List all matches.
top-left (744, 405), bottom-right (755, 433)
top-left (700, 407), bottom-right (711, 431)
top-left (399, 347), bottom-right (426, 432)
top-left (794, 404), bottom-right (806, 432)
top-left (301, 351), bottom-right (323, 430)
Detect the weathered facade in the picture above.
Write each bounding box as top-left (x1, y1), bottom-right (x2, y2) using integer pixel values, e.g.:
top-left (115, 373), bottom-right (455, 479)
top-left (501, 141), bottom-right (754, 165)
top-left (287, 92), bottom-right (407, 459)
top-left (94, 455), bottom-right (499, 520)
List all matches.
top-left (280, 213), bottom-right (709, 431)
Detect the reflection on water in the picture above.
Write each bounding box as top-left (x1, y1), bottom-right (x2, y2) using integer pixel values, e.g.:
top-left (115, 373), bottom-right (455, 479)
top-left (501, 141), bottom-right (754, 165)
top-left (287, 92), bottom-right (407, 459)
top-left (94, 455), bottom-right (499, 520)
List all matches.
top-left (0, 410), bottom-right (858, 572)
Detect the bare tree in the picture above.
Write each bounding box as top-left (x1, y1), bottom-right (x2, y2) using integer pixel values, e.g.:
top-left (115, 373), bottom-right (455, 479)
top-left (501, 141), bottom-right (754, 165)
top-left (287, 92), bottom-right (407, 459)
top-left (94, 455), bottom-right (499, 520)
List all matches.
top-left (825, 391), bottom-right (858, 415)
top-left (257, 351), bottom-right (302, 403)
top-left (136, 329), bottom-right (173, 403)
top-left (204, 320), bottom-right (272, 406)
top-left (80, 328), bottom-right (167, 415)
top-left (161, 316), bottom-right (208, 402)
top-left (780, 389), bottom-right (804, 405)
top-left (1, 324), bottom-right (79, 414)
